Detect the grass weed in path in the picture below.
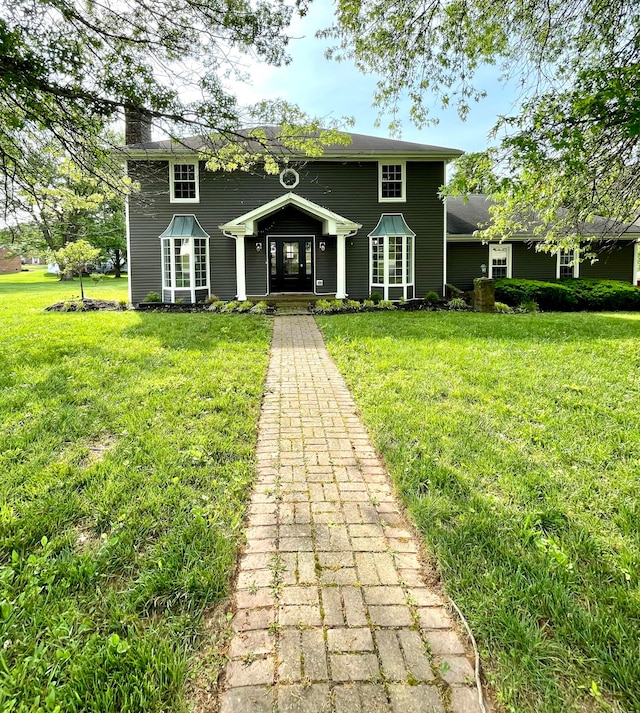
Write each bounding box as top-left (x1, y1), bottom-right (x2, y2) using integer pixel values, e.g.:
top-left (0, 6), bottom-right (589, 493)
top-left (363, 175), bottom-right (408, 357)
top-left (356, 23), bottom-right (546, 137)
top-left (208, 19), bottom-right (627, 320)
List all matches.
top-left (0, 269), bottom-right (272, 711)
top-left (317, 311), bottom-right (640, 713)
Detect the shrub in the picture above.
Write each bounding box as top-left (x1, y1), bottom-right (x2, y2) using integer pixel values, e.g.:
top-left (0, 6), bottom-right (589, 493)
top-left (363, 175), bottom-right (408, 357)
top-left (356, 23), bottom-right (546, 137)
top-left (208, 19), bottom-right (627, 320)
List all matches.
top-left (494, 301), bottom-right (512, 313)
top-left (207, 300), bottom-right (225, 312)
top-left (203, 293), bottom-right (219, 305)
top-left (377, 300), bottom-right (396, 310)
top-left (369, 291), bottom-right (383, 304)
top-left (566, 278), bottom-right (640, 311)
top-left (513, 300), bottom-right (539, 314)
top-left (250, 301), bottom-right (268, 314)
top-left (236, 300), bottom-right (253, 312)
top-left (143, 291), bottom-right (161, 303)
top-left (424, 291), bottom-right (440, 307)
top-left (447, 297), bottom-right (469, 311)
top-left (221, 300), bottom-right (240, 312)
top-left (494, 279), bottom-right (578, 311)
top-left (363, 299), bottom-right (375, 308)
top-left (90, 272), bottom-right (104, 284)
top-left (314, 299), bottom-right (333, 314)
top-left (345, 299), bottom-right (362, 311)
top-left (495, 278), bottom-right (640, 311)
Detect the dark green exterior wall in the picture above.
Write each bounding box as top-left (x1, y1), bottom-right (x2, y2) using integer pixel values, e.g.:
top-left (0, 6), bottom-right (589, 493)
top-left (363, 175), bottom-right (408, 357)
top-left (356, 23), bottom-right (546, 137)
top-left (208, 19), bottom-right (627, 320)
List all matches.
top-left (127, 159), bottom-right (446, 303)
top-left (447, 240), bottom-right (636, 291)
top-left (581, 242), bottom-right (635, 281)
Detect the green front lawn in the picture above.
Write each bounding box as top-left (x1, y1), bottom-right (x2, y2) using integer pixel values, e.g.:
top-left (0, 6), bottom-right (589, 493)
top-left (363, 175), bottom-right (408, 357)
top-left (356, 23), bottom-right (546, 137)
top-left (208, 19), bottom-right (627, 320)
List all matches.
top-left (317, 311), bottom-right (640, 713)
top-left (0, 269), bottom-right (271, 711)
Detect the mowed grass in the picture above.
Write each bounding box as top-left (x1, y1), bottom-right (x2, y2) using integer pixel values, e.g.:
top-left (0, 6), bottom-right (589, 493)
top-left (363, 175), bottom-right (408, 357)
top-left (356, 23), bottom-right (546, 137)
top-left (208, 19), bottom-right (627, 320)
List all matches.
top-left (317, 311), bottom-right (640, 713)
top-left (0, 268), bottom-right (271, 711)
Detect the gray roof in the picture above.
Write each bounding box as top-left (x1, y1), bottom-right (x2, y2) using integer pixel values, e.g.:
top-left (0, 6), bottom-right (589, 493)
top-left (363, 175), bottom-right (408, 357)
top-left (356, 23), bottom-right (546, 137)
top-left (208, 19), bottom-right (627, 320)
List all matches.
top-left (446, 194), bottom-right (640, 237)
top-left (124, 126), bottom-right (463, 159)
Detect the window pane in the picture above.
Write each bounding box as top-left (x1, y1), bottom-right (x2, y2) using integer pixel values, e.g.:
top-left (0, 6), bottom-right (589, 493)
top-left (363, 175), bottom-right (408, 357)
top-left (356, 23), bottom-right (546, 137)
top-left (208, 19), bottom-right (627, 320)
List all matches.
top-left (173, 164), bottom-right (197, 199)
top-left (174, 239), bottom-right (190, 287)
top-left (407, 236), bottom-right (413, 284)
top-left (389, 236), bottom-right (404, 284)
top-left (381, 164), bottom-right (403, 198)
top-left (163, 240), bottom-right (171, 287)
top-left (194, 239), bottom-right (207, 287)
top-left (372, 237), bottom-right (384, 283)
top-left (305, 241), bottom-right (312, 276)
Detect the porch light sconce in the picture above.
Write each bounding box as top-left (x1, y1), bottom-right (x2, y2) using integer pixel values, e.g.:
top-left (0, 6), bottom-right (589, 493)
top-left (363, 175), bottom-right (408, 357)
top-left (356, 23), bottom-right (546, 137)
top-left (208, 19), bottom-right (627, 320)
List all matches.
top-left (255, 242), bottom-right (263, 252)
top-left (319, 241), bottom-right (326, 252)
top-left (480, 263), bottom-right (487, 276)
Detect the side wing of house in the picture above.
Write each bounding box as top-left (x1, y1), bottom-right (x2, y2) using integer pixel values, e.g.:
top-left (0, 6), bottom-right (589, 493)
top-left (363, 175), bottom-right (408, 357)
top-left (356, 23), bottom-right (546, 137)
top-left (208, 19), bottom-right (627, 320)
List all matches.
top-left (445, 196), bottom-right (640, 290)
top-left (126, 135), bottom-right (460, 304)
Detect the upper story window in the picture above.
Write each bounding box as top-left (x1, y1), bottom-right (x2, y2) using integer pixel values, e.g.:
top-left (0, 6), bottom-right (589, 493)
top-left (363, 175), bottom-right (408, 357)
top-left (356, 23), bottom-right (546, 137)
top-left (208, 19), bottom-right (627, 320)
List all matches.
top-left (489, 244), bottom-right (512, 279)
top-left (379, 162), bottom-right (406, 202)
top-left (557, 248), bottom-right (579, 278)
top-left (170, 162), bottom-right (199, 203)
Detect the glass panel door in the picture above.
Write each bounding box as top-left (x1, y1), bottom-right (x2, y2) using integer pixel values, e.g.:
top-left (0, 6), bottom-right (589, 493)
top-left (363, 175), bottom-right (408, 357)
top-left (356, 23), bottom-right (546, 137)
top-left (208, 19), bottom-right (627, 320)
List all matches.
top-left (283, 242), bottom-right (300, 276)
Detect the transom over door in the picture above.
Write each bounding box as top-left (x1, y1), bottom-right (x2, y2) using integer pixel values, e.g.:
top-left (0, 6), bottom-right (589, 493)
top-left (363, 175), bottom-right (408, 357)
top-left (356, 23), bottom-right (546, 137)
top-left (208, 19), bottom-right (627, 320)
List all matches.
top-left (269, 237), bottom-right (313, 292)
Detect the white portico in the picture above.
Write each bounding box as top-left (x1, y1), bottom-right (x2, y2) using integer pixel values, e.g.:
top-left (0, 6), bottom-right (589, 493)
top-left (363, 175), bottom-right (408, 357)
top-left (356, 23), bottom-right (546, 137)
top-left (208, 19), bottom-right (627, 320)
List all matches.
top-left (219, 193), bottom-right (361, 301)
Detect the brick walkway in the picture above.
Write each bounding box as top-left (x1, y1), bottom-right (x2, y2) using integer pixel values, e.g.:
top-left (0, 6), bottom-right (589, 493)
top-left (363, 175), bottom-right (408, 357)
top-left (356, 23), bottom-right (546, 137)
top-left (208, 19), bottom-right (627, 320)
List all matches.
top-left (219, 316), bottom-right (483, 713)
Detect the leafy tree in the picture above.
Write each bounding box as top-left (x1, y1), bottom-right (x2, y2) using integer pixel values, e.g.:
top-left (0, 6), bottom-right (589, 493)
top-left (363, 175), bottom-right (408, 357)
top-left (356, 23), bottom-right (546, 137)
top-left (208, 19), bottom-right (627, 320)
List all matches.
top-left (54, 239), bottom-right (100, 299)
top-left (0, 0), bottom-right (349, 224)
top-left (327, 0), bottom-right (640, 251)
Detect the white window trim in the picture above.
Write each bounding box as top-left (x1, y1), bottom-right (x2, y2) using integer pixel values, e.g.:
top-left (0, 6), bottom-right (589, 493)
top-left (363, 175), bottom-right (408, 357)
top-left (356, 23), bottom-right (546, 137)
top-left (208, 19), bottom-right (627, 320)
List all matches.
top-left (369, 234), bottom-right (415, 300)
top-left (160, 236), bottom-right (210, 303)
top-left (169, 161), bottom-right (200, 204)
top-left (378, 162), bottom-right (406, 203)
top-left (488, 243), bottom-right (512, 279)
top-left (556, 248), bottom-right (579, 278)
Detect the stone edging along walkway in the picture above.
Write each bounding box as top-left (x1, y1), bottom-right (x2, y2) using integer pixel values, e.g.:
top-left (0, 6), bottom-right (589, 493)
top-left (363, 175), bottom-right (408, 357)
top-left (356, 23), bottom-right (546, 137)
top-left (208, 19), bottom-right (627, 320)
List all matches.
top-left (218, 316), bottom-right (486, 713)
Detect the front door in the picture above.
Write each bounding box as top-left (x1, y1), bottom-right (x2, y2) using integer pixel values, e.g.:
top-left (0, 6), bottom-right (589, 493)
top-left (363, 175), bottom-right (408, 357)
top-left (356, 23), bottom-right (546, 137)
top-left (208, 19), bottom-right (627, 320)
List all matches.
top-left (269, 237), bottom-right (313, 292)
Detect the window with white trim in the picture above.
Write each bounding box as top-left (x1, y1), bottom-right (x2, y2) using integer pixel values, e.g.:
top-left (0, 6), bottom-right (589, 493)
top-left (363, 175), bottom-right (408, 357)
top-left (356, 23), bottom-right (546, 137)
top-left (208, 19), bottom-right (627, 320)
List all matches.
top-left (489, 244), bottom-right (512, 278)
top-left (557, 248), bottom-right (579, 278)
top-left (379, 163), bottom-right (406, 202)
top-left (370, 234), bottom-right (414, 298)
top-left (170, 162), bottom-right (199, 203)
top-left (161, 237), bottom-right (208, 290)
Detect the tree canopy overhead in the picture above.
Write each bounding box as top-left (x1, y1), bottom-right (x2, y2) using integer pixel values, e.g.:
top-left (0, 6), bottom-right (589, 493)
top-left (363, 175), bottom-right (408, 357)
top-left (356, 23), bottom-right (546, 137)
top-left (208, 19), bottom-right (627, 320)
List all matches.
top-left (1, 0), bottom-right (350, 224)
top-left (327, 0), bottom-right (640, 248)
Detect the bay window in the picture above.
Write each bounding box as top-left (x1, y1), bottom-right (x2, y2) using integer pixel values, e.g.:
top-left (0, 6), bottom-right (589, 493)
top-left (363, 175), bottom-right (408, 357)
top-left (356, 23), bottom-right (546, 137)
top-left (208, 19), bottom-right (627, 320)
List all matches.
top-left (159, 215), bottom-right (210, 302)
top-left (369, 214), bottom-right (416, 300)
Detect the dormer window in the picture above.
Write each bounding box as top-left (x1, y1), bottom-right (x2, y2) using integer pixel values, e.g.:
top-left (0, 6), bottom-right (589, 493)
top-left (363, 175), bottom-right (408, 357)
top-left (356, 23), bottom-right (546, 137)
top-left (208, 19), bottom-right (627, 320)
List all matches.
top-left (379, 162), bottom-right (406, 202)
top-left (170, 162), bottom-right (199, 203)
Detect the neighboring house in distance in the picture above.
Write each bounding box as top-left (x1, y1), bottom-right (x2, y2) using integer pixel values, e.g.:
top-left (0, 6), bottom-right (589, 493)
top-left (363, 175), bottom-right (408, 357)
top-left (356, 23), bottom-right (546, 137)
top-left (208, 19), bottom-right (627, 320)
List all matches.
top-left (0, 247), bottom-right (21, 274)
top-left (447, 195), bottom-right (640, 291)
top-left (124, 129), bottom-right (640, 304)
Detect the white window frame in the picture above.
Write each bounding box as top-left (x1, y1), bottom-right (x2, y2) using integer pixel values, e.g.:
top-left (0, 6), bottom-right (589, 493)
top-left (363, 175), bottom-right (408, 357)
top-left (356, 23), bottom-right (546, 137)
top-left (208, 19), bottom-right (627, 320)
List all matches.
top-left (489, 244), bottom-right (512, 279)
top-left (378, 162), bottom-right (406, 203)
top-left (369, 233), bottom-right (415, 300)
top-left (557, 248), bottom-right (579, 279)
top-left (169, 161), bottom-right (200, 204)
top-left (160, 236), bottom-right (210, 303)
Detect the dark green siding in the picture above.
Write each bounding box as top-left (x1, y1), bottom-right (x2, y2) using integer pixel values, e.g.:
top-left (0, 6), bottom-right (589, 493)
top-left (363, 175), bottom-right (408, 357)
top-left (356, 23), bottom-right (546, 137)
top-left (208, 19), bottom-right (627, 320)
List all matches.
top-left (581, 242), bottom-right (635, 281)
top-left (245, 240), bottom-right (268, 296)
top-left (447, 240), bottom-right (636, 291)
top-left (512, 243), bottom-right (557, 281)
top-left (128, 159), bottom-right (447, 302)
top-left (446, 243), bottom-right (487, 291)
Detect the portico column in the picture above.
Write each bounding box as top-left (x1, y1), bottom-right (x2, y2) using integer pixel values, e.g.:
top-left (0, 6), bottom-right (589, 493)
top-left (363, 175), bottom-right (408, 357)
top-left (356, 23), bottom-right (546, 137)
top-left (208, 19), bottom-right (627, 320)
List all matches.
top-left (235, 235), bottom-right (247, 301)
top-left (336, 232), bottom-right (347, 299)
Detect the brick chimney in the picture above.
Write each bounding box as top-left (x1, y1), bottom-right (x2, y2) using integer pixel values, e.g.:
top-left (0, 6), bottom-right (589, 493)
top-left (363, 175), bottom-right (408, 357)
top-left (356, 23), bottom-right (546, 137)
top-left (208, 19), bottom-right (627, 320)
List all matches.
top-left (125, 108), bottom-right (152, 145)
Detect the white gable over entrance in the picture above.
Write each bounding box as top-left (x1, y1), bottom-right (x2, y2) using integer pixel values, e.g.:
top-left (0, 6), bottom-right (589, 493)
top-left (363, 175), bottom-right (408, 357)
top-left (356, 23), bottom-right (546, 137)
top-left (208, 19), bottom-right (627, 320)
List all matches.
top-left (219, 192), bottom-right (361, 238)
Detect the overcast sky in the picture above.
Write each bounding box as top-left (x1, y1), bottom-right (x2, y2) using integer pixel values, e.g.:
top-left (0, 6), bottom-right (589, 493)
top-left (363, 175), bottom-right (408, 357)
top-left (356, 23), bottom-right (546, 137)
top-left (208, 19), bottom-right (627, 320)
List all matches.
top-left (232, 3), bottom-right (522, 154)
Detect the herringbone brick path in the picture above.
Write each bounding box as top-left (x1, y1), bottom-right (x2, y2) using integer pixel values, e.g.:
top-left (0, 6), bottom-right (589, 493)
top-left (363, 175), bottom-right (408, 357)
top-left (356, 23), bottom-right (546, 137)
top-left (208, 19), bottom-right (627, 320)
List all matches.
top-left (218, 316), bottom-right (483, 713)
